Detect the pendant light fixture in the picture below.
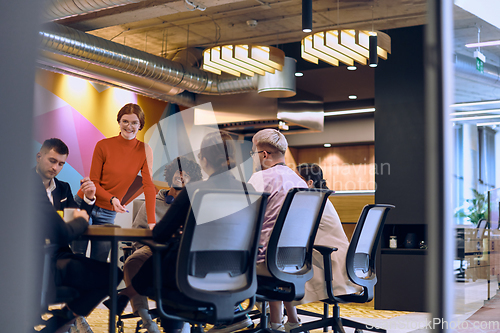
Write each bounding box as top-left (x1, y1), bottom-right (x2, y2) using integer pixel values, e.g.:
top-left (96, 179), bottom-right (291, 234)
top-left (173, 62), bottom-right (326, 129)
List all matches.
top-left (369, 1), bottom-right (378, 67)
top-left (369, 35), bottom-right (378, 67)
top-left (302, 0), bottom-right (312, 33)
top-left (301, 29), bottom-right (390, 67)
top-left (258, 57), bottom-right (297, 98)
top-left (202, 44), bottom-right (285, 77)
top-left (301, 0), bottom-right (390, 68)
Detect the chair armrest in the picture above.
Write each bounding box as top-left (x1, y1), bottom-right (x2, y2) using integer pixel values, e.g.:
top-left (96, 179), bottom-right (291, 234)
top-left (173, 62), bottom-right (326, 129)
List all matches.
top-left (312, 245), bottom-right (338, 301)
top-left (137, 239), bottom-right (169, 253)
top-left (147, 241), bottom-right (189, 323)
top-left (313, 245), bottom-right (338, 255)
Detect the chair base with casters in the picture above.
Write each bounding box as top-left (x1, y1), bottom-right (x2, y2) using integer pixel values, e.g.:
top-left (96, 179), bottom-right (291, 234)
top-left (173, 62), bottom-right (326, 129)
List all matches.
top-left (247, 188), bottom-right (333, 333)
top-left (143, 189), bottom-right (269, 333)
top-left (296, 302), bottom-right (385, 333)
top-left (288, 204), bottom-right (394, 333)
top-left (116, 309), bottom-right (161, 333)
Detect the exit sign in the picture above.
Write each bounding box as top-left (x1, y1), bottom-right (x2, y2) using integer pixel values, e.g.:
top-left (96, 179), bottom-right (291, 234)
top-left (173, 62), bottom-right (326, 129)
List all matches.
top-left (474, 50), bottom-right (485, 73)
top-left (476, 57), bottom-right (484, 73)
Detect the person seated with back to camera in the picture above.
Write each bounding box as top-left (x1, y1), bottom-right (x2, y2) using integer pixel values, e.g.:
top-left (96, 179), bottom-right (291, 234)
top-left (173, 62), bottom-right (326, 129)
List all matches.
top-left (34, 138), bottom-right (123, 333)
top-left (104, 157), bottom-right (202, 333)
top-left (291, 163), bottom-right (362, 304)
top-left (246, 129), bottom-right (307, 333)
top-left (131, 131), bottom-right (254, 333)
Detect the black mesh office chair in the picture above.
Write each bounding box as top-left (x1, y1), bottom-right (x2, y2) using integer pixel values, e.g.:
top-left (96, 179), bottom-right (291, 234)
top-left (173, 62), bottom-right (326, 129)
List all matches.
top-left (35, 243), bottom-right (80, 333)
top-left (294, 204), bottom-right (395, 333)
top-left (144, 188), bottom-right (269, 333)
top-left (248, 188), bottom-right (333, 333)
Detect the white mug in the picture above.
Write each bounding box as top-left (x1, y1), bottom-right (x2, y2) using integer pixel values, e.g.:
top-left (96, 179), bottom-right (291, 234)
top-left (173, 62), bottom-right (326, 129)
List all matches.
top-left (63, 208), bottom-right (77, 222)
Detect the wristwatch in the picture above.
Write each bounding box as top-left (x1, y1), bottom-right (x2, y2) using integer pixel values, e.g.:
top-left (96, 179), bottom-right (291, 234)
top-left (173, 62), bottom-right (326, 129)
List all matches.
top-left (110, 196), bottom-right (118, 205)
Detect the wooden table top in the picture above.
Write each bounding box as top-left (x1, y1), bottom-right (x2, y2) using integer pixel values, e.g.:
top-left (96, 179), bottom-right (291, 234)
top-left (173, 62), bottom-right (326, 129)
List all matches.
top-left (83, 225), bottom-right (152, 238)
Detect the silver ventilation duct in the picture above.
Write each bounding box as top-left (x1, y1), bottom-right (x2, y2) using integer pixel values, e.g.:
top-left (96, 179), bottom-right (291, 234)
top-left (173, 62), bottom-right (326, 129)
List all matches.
top-left (44, 0), bottom-right (147, 21)
top-left (277, 89), bottom-right (324, 134)
top-left (37, 23), bottom-right (257, 101)
top-left (37, 49), bottom-right (197, 106)
top-left (454, 53), bottom-right (500, 86)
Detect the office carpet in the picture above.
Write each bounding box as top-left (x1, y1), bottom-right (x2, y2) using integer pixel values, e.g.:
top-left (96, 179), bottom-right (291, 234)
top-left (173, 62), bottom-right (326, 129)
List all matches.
top-left (82, 302), bottom-right (411, 333)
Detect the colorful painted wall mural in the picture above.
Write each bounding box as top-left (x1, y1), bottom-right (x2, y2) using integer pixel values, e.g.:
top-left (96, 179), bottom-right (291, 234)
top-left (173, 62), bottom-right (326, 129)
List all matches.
top-left (33, 69), bottom-right (169, 206)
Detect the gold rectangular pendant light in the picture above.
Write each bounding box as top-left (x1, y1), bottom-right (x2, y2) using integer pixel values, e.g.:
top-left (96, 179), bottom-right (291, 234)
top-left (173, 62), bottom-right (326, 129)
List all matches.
top-left (325, 30), bottom-right (367, 65)
top-left (302, 35), bottom-right (339, 66)
top-left (314, 32), bottom-right (353, 66)
top-left (202, 44), bottom-right (285, 77)
top-left (301, 29), bottom-right (391, 67)
top-left (221, 45), bottom-right (265, 76)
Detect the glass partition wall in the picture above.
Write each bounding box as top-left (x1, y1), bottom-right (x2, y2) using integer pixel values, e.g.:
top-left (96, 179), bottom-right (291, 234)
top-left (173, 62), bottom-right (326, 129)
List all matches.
top-left (452, 0), bottom-right (500, 324)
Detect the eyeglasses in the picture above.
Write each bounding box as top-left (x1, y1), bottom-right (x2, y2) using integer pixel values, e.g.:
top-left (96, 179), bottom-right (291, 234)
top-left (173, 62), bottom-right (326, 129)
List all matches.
top-left (121, 120), bottom-right (140, 127)
top-left (249, 150), bottom-right (267, 157)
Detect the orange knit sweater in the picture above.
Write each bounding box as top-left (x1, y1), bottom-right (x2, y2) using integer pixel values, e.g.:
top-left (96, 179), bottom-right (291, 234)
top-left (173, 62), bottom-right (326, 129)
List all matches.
top-left (78, 135), bottom-right (157, 224)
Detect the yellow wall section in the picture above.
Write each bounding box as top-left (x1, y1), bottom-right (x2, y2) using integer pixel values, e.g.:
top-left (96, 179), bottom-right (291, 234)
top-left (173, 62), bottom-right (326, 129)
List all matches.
top-left (35, 69), bottom-right (168, 139)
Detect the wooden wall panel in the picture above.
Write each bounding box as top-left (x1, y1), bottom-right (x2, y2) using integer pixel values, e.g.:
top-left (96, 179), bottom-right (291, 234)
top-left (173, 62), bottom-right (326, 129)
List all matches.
top-left (330, 195), bottom-right (375, 223)
top-left (295, 144), bottom-right (375, 191)
top-left (342, 223), bottom-right (357, 241)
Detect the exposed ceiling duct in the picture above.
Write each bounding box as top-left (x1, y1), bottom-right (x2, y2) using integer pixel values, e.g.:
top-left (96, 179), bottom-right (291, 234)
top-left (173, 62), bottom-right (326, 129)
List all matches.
top-left (277, 89), bottom-right (324, 134)
top-left (37, 51), bottom-right (197, 106)
top-left (211, 89), bottom-right (324, 136)
top-left (37, 23), bottom-right (258, 105)
top-left (454, 53), bottom-right (500, 86)
top-left (44, 0), bottom-right (147, 21)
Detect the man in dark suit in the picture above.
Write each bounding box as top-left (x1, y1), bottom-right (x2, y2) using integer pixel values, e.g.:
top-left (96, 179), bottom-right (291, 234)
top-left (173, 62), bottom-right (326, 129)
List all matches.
top-left (36, 138), bottom-right (96, 215)
top-left (35, 138), bottom-right (123, 333)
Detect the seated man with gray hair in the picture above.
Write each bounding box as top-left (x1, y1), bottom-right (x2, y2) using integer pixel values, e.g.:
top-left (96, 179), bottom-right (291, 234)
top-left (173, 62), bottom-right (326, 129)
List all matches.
top-left (248, 129), bottom-right (307, 332)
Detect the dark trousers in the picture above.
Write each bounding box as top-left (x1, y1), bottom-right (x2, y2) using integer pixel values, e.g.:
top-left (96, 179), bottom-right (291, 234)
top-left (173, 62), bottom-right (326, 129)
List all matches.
top-left (56, 254), bottom-right (123, 316)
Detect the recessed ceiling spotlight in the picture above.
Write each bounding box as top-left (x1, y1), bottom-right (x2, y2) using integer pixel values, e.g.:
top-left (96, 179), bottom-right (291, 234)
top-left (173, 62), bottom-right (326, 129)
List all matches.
top-left (347, 66), bottom-right (357, 71)
top-left (349, 95), bottom-right (357, 100)
top-left (295, 72), bottom-right (304, 77)
top-left (324, 143), bottom-right (332, 148)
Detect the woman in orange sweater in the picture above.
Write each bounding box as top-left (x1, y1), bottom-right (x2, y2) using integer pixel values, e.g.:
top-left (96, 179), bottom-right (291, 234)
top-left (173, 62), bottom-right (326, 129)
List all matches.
top-left (75, 103), bottom-right (156, 262)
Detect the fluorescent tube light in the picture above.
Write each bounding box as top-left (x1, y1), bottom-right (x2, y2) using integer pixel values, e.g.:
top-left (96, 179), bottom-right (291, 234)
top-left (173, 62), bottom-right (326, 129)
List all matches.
top-left (450, 108), bottom-right (500, 116)
top-left (324, 108), bottom-right (375, 116)
top-left (450, 114), bottom-right (500, 121)
top-left (451, 100), bottom-right (500, 108)
top-left (465, 40), bottom-right (500, 48)
top-left (477, 121), bottom-right (500, 126)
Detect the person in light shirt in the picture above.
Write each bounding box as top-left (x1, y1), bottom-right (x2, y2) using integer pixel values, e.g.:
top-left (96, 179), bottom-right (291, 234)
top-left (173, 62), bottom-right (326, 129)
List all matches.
top-left (294, 163), bottom-right (361, 303)
top-left (247, 129), bottom-right (306, 332)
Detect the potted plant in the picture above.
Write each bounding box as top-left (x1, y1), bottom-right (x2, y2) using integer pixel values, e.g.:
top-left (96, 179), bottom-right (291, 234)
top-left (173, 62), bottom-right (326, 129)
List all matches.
top-left (455, 189), bottom-right (488, 226)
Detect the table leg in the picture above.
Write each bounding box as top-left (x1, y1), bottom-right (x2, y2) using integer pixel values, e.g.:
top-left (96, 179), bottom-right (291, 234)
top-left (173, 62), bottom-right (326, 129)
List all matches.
top-left (108, 238), bottom-right (118, 333)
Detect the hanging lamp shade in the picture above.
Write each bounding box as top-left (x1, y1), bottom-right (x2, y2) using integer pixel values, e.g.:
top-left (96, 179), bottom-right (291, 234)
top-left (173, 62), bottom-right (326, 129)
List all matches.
top-left (202, 44), bottom-right (285, 77)
top-left (258, 57), bottom-right (296, 98)
top-left (301, 29), bottom-right (391, 67)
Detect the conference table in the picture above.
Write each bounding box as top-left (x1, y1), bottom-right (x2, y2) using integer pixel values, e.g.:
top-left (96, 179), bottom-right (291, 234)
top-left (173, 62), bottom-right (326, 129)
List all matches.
top-left (83, 225), bottom-right (152, 333)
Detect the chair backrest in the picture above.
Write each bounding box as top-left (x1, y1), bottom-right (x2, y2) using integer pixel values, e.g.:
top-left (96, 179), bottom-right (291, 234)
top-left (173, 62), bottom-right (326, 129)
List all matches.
top-left (345, 204), bottom-right (394, 302)
top-left (132, 199), bottom-right (145, 221)
top-left (265, 188), bottom-right (332, 300)
top-left (476, 218), bottom-right (488, 239)
top-left (176, 188), bottom-right (268, 322)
